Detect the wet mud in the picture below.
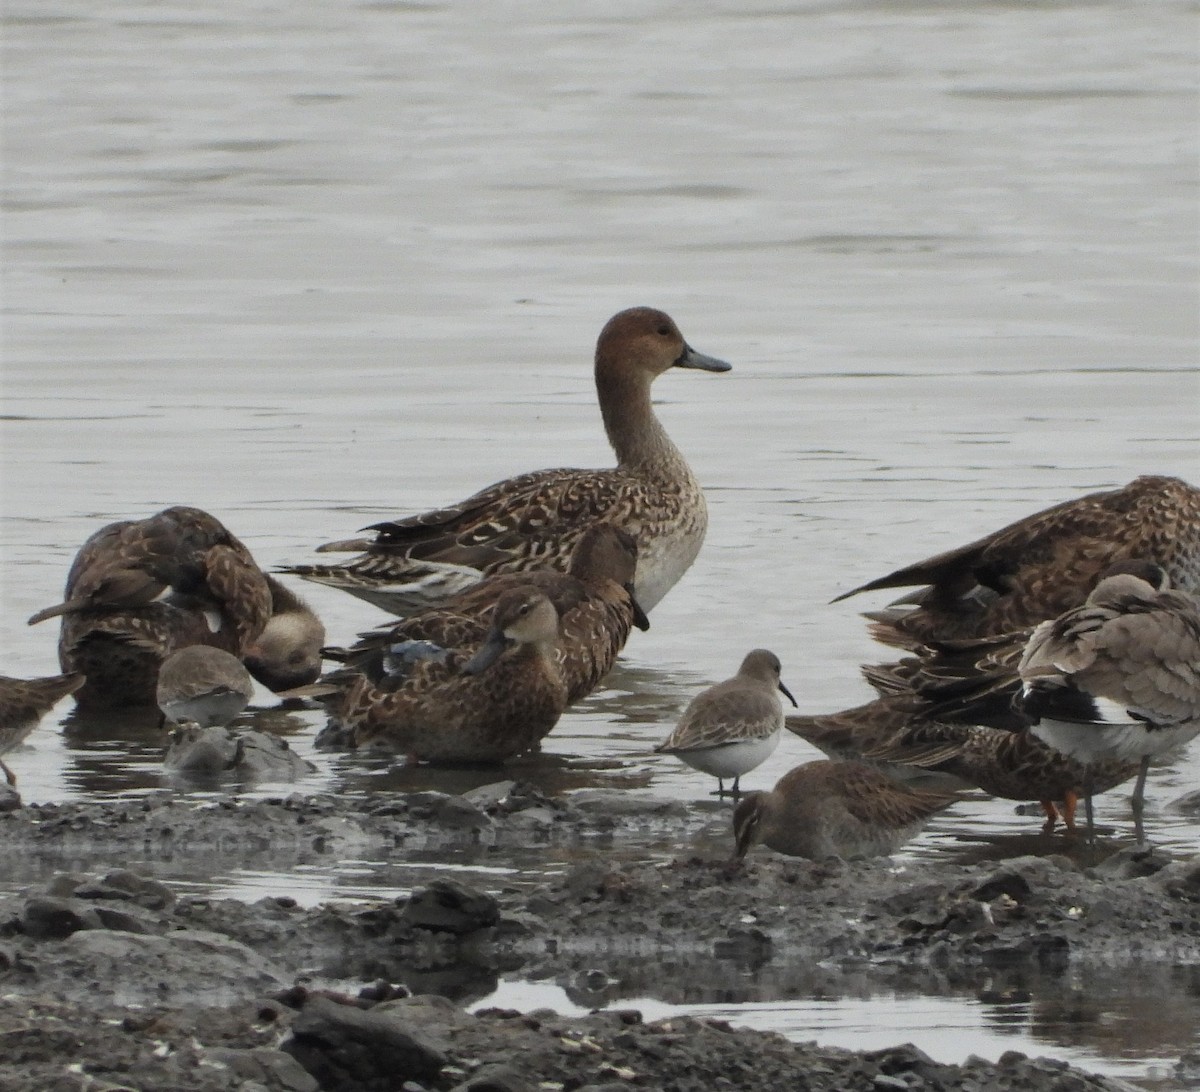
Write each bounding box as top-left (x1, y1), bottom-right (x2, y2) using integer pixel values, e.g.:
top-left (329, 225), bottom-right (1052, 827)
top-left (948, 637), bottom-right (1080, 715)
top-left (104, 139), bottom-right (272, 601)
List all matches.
top-left (1, 785), bottom-right (1197, 1090)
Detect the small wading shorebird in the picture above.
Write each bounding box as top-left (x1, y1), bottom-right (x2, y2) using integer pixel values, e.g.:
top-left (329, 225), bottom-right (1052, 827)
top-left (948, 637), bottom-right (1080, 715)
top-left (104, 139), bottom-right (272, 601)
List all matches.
top-left (655, 649), bottom-right (796, 799)
top-left (282, 307), bottom-right (731, 618)
top-left (732, 759), bottom-right (962, 861)
top-left (156, 645), bottom-right (256, 729)
top-left (1016, 564), bottom-right (1200, 844)
top-left (0, 673), bottom-right (86, 786)
top-left (787, 705), bottom-right (1137, 836)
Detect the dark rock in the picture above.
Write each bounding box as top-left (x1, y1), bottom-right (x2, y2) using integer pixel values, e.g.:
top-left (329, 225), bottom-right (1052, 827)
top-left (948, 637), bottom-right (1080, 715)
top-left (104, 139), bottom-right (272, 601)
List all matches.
top-left (20, 897), bottom-right (92, 939)
top-left (283, 995), bottom-right (447, 1090)
top-left (205, 1046), bottom-right (320, 1092)
top-left (972, 870), bottom-right (1032, 904)
top-left (450, 1062), bottom-right (532, 1092)
top-left (401, 879), bottom-right (499, 935)
top-left (73, 869), bottom-right (176, 911)
top-left (1091, 845), bottom-right (1172, 880)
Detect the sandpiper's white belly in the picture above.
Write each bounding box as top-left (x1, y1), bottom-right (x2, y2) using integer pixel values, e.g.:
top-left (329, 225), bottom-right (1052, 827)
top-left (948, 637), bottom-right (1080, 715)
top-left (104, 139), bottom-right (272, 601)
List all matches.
top-left (676, 729), bottom-right (781, 779)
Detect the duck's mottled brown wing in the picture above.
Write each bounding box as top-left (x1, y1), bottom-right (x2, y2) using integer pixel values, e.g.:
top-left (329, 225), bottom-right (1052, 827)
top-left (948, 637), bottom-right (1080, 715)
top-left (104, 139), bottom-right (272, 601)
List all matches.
top-left (834, 476), bottom-right (1200, 640)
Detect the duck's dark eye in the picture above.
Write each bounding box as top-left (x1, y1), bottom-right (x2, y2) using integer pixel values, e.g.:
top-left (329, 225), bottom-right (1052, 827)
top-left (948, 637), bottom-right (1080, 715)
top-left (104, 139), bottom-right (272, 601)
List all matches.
top-left (656, 325), bottom-right (671, 337)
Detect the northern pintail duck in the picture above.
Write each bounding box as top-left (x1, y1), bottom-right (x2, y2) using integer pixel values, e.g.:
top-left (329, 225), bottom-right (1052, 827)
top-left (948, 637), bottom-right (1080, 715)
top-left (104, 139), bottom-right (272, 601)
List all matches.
top-left (786, 702), bottom-right (1137, 834)
top-left (31, 508), bottom-right (312, 710)
top-left (834, 476), bottom-right (1200, 643)
top-left (322, 586), bottom-right (570, 764)
top-left (156, 646), bottom-right (256, 728)
top-left (732, 759), bottom-right (961, 861)
top-left (1017, 566), bottom-right (1200, 842)
top-left (655, 649), bottom-right (796, 798)
top-left (324, 523), bottom-right (647, 713)
top-left (284, 308), bottom-right (731, 616)
top-left (0, 672), bottom-right (85, 785)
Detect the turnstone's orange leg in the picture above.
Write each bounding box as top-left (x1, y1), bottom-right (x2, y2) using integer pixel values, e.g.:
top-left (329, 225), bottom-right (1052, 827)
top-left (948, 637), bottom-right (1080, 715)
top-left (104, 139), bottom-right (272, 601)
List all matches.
top-left (1060, 790), bottom-right (1078, 833)
top-left (1039, 800), bottom-right (1059, 835)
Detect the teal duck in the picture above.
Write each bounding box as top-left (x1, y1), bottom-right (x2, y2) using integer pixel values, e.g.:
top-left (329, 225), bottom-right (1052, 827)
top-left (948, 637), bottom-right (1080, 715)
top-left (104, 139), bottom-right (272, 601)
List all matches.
top-left (284, 307), bottom-right (731, 616)
top-left (786, 702), bottom-right (1137, 834)
top-left (323, 586), bottom-right (570, 764)
top-left (324, 523), bottom-right (646, 713)
top-left (31, 508), bottom-right (312, 710)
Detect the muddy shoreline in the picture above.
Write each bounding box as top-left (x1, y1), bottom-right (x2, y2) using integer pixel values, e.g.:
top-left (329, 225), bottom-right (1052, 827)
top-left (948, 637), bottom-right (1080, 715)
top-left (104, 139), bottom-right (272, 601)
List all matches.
top-left (1, 785), bottom-right (1197, 1090)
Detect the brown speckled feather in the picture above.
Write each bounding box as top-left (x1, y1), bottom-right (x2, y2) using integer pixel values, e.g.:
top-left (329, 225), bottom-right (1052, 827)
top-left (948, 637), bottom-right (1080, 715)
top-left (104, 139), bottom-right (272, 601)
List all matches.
top-left (325, 588), bottom-right (570, 764)
top-left (44, 508), bottom-right (276, 710)
top-left (284, 308), bottom-right (731, 616)
top-left (1019, 575), bottom-right (1200, 725)
top-left (325, 524), bottom-right (643, 705)
top-left (836, 476), bottom-right (1200, 641)
top-left (0, 673), bottom-right (85, 783)
top-left (733, 760), bottom-right (961, 860)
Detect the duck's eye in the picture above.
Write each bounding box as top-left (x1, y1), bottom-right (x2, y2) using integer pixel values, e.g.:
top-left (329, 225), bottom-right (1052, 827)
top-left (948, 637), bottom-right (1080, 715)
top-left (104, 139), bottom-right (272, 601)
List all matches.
top-left (656, 325), bottom-right (671, 337)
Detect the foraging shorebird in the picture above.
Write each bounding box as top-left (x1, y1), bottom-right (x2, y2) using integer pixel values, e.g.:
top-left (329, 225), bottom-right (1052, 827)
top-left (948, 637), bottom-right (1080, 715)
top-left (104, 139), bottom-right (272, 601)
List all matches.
top-left (1016, 566), bottom-right (1200, 842)
top-left (655, 649), bottom-right (796, 799)
top-left (283, 308), bottom-right (731, 617)
top-left (732, 759), bottom-right (962, 861)
top-left (0, 673), bottom-right (85, 785)
top-left (833, 476), bottom-right (1200, 643)
top-left (786, 703), bottom-right (1137, 835)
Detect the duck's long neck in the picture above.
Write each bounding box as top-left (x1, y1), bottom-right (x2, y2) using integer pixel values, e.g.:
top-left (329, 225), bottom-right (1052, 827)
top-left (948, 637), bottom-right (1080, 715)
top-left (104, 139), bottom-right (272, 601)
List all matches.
top-left (596, 364), bottom-right (690, 476)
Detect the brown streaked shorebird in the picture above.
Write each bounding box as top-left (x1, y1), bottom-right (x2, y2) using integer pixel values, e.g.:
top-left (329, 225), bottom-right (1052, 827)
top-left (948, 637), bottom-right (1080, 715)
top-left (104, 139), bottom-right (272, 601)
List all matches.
top-left (787, 704), bottom-right (1138, 835)
top-left (1017, 567), bottom-right (1200, 842)
top-left (0, 672), bottom-right (85, 784)
top-left (732, 759), bottom-right (962, 861)
top-left (282, 308), bottom-right (731, 617)
top-left (797, 560), bottom-right (1177, 834)
top-left (156, 646), bottom-right (256, 728)
top-left (326, 586), bottom-right (571, 764)
top-left (832, 475), bottom-right (1200, 643)
top-left (322, 523), bottom-right (647, 717)
top-left (655, 649), bottom-right (797, 799)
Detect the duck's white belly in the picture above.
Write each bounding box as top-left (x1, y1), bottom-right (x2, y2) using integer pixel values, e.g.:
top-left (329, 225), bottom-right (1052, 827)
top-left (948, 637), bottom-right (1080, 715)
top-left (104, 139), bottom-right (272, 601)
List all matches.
top-left (632, 490), bottom-right (708, 613)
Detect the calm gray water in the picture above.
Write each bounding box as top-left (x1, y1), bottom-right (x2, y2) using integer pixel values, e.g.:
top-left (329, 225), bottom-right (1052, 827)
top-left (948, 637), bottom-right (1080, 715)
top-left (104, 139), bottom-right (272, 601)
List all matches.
top-left (3, 0), bottom-right (1199, 1082)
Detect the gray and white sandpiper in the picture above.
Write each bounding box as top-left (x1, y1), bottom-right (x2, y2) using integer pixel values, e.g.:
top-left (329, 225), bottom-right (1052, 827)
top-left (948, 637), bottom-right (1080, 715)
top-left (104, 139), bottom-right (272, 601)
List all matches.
top-left (156, 645), bottom-right (256, 728)
top-left (655, 649), bottom-right (796, 798)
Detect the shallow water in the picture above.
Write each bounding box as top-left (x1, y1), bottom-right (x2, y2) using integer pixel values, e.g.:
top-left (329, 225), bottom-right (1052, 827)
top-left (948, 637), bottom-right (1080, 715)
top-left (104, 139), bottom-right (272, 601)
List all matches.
top-left (3, 0), bottom-right (1198, 1082)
